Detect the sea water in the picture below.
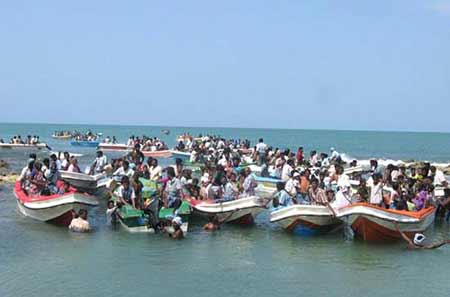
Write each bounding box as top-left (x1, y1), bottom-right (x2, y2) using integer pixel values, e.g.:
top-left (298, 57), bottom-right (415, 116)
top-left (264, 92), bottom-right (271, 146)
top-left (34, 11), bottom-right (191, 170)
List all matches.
top-left (1, 123), bottom-right (449, 297)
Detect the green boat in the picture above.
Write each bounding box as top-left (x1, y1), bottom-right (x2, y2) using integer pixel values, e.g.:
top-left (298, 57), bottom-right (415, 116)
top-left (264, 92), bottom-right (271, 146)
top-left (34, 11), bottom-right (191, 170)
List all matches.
top-left (112, 178), bottom-right (192, 234)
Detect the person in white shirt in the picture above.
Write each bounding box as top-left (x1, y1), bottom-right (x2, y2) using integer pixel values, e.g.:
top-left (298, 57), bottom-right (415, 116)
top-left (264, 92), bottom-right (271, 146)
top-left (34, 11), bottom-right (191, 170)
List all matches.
top-left (69, 209), bottom-right (91, 233)
top-left (114, 176), bottom-right (136, 208)
top-left (50, 154), bottom-right (62, 170)
top-left (330, 147), bottom-right (341, 163)
top-left (127, 136), bottom-right (135, 147)
top-left (149, 158), bottom-right (162, 181)
top-left (331, 187), bottom-right (351, 209)
top-left (91, 151), bottom-right (108, 174)
top-left (285, 172), bottom-right (300, 197)
top-left (369, 174), bottom-right (384, 206)
top-left (281, 160), bottom-right (294, 181)
top-left (60, 152), bottom-right (70, 171)
top-left (255, 138), bottom-right (268, 166)
top-left (113, 160), bottom-right (135, 177)
top-left (431, 166), bottom-right (447, 186)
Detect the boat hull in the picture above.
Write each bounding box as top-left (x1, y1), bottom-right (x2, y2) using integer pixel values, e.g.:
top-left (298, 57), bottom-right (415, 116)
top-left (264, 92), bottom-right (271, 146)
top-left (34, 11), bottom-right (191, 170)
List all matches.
top-left (14, 183), bottom-right (98, 226)
top-left (337, 203), bottom-right (436, 242)
top-left (271, 205), bottom-right (341, 236)
top-left (70, 141), bottom-right (99, 147)
top-left (60, 171), bottom-right (108, 195)
top-left (187, 196), bottom-right (267, 225)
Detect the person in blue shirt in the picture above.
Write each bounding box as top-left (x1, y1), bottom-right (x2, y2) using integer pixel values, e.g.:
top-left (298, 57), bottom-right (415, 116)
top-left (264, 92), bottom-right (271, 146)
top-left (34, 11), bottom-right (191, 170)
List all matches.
top-left (273, 182), bottom-right (296, 209)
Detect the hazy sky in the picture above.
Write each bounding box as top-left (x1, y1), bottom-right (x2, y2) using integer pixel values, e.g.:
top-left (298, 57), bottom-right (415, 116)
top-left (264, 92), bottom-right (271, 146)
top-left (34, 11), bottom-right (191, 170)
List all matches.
top-left (1, 1), bottom-right (449, 132)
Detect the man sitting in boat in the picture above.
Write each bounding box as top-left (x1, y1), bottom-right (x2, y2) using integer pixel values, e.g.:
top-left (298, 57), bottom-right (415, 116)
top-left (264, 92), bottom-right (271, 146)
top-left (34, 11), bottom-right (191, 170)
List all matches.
top-left (223, 172), bottom-right (239, 201)
top-left (114, 176), bottom-right (137, 209)
top-left (67, 157), bottom-right (81, 173)
top-left (69, 209), bottom-right (91, 233)
top-left (273, 182), bottom-right (295, 208)
top-left (240, 167), bottom-right (256, 197)
top-left (308, 178), bottom-right (328, 205)
top-left (148, 158), bottom-right (162, 181)
top-left (113, 160), bottom-right (135, 178)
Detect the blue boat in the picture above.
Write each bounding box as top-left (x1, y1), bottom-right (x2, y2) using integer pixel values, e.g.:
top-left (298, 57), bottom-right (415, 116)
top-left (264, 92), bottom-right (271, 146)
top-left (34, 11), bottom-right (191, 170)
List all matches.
top-left (70, 140), bottom-right (100, 147)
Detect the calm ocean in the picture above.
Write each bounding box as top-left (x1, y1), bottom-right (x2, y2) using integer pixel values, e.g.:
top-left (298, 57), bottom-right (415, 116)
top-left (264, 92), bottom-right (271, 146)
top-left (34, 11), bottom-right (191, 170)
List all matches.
top-left (1, 123), bottom-right (449, 297)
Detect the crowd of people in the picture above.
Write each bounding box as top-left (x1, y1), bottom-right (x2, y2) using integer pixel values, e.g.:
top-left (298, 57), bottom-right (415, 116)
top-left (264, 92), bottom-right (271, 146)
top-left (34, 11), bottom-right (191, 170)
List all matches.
top-left (0, 135), bottom-right (41, 144)
top-left (13, 133), bottom-right (450, 241)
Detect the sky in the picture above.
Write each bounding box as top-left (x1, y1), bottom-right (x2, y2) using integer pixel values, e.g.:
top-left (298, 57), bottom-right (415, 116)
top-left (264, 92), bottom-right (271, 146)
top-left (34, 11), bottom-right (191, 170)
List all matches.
top-left (0, 1), bottom-right (449, 132)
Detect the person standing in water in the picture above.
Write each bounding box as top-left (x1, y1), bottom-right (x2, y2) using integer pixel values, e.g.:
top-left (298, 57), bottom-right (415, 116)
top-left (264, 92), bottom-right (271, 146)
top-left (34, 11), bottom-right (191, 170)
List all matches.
top-left (69, 209), bottom-right (91, 233)
top-left (394, 222), bottom-right (449, 250)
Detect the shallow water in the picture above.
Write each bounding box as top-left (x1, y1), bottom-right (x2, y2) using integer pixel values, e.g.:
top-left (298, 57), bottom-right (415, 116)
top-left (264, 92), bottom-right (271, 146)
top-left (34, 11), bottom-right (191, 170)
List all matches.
top-left (1, 123), bottom-right (450, 297)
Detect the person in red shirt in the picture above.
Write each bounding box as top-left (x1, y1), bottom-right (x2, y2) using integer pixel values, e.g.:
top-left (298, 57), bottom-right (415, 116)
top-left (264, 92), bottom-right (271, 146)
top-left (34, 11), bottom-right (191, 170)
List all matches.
top-left (296, 147), bottom-right (304, 165)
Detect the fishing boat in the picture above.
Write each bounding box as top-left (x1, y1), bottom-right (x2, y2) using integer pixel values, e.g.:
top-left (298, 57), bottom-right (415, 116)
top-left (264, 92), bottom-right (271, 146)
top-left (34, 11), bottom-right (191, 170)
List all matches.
top-left (14, 181), bottom-right (98, 226)
top-left (337, 203), bottom-right (436, 242)
top-left (60, 171), bottom-right (108, 195)
top-left (186, 196), bottom-right (268, 225)
top-left (170, 150), bottom-right (191, 160)
top-left (113, 198), bottom-right (192, 233)
top-left (253, 174), bottom-right (280, 189)
top-left (70, 140), bottom-right (100, 147)
top-left (52, 134), bottom-right (72, 140)
top-left (0, 143), bottom-right (50, 150)
top-left (141, 150), bottom-right (172, 158)
top-left (271, 205), bottom-right (342, 236)
top-left (97, 143), bottom-right (132, 152)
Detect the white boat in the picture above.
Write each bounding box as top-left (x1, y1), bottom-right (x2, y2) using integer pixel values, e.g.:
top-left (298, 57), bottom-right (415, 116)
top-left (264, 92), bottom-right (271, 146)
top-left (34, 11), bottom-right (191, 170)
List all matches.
top-left (170, 150), bottom-right (191, 160)
top-left (186, 196), bottom-right (267, 225)
top-left (60, 171), bottom-right (108, 195)
top-left (336, 203), bottom-right (436, 242)
top-left (14, 182), bottom-right (98, 226)
top-left (271, 205), bottom-right (342, 235)
top-left (97, 143), bottom-right (132, 152)
top-left (0, 143), bottom-right (49, 150)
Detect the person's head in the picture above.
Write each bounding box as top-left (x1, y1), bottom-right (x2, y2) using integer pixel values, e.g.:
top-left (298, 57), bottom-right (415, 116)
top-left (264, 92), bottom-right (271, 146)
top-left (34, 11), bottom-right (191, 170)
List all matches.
top-left (229, 172), bottom-right (237, 182)
top-left (373, 173), bottom-right (382, 184)
top-left (370, 159), bottom-right (378, 168)
top-left (335, 165), bottom-right (344, 175)
top-left (166, 166), bottom-right (176, 179)
top-left (64, 151), bottom-right (70, 159)
top-left (71, 158), bottom-right (78, 165)
top-left (50, 154), bottom-right (57, 161)
top-left (276, 181), bottom-right (285, 192)
top-left (34, 161), bottom-right (42, 171)
top-left (62, 180), bottom-right (71, 191)
top-left (392, 182), bottom-right (400, 192)
top-left (122, 160), bottom-right (129, 170)
top-left (175, 158), bottom-right (183, 166)
top-left (121, 175), bottom-right (130, 188)
top-left (430, 166), bottom-right (437, 174)
top-left (326, 189), bottom-right (335, 202)
top-left (43, 158), bottom-right (50, 167)
top-left (96, 151), bottom-right (103, 157)
top-left (245, 167), bottom-right (252, 176)
top-left (78, 209), bottom-right (88, 220)
top-left (259, 138), bottom-right (263, 143)
top-left (108, 200), bottom-right (114, 209)
top-left (413, 233), bottom-right (426, 246)
top-left (311, 178), bottom-right (319, 190)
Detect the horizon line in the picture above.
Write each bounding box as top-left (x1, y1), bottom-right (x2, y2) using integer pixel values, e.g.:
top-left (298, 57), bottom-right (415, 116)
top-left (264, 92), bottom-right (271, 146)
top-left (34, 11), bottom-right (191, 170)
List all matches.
top-left (0, 121), bottom-right (448, 135)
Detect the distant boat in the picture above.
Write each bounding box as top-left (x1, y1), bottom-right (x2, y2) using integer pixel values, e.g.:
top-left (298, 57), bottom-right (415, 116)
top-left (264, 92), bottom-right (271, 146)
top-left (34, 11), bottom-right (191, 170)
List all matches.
top-left (0, 143), bottom-right (50, 150)
top-left (161, 129), bottom-right (170, 135)
top-left (70, 140), bottom-right (100, 148)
